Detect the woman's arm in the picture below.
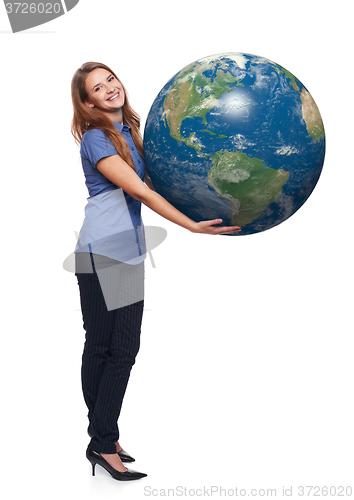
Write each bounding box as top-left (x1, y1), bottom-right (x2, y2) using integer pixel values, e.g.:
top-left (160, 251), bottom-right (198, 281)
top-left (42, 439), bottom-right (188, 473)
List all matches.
top-left (96, 155), bottom-right (241, 235)
top-left (144, 173), bottom-right (156, 191)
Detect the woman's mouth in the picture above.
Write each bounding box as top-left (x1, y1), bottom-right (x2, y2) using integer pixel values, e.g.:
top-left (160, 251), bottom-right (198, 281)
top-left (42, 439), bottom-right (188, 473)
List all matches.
top-left (107, 92), bottom-right (120, 101)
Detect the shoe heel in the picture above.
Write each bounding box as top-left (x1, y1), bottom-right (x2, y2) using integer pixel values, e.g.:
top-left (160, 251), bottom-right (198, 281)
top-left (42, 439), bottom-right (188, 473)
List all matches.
top-left (92, 462), bottom-right (96, 476)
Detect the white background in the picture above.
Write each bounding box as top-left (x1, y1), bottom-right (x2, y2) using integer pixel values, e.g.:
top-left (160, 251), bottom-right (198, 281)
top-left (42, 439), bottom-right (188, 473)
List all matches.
top-left (1, 1), bottom-right (353, 498)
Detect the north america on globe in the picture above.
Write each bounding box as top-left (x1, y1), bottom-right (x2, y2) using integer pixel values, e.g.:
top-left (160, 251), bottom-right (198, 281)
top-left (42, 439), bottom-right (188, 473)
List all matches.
top-left (143, 53), bottom-right (325, 235)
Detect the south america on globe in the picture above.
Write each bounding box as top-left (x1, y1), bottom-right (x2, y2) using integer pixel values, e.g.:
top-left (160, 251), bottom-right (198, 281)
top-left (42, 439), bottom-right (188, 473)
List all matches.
top-left (143, 53), bottom-right (325, 235)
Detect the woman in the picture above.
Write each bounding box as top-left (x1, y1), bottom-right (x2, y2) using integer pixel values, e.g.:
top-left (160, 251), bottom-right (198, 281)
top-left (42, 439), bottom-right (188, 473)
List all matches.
top-left (71, 61), bottom-right (240, 482)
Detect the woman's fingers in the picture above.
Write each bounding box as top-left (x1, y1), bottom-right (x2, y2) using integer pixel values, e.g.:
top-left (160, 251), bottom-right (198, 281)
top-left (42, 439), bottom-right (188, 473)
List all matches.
top-left (215, 226), bottom-right (241, 234)
top-left (196, 219), bottom-right (241, 234)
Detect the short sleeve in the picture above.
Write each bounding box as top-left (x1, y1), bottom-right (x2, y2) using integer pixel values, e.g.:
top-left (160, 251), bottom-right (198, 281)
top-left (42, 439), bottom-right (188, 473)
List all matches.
top-left (80, 129), bottom-right (118, 168)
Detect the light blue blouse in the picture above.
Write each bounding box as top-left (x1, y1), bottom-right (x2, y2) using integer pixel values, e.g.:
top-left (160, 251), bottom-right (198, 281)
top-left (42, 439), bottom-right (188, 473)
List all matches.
top-left (74, 121), bottom-right (147, 265)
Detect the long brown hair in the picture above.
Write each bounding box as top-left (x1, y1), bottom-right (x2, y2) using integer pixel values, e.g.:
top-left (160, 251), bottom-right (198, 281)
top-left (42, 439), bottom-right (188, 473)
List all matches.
top-left (71, 62), bottom-right (144, 171)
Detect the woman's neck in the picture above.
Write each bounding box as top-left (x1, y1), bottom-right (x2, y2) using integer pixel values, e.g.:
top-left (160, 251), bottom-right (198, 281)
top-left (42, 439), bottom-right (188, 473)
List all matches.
top-left (104, 108), bottom-right (123, 125)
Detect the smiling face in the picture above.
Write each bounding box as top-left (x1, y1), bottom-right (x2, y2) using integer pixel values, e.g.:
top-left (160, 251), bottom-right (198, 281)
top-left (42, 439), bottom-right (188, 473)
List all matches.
top-left (84, 68), bottom-right (125, 122)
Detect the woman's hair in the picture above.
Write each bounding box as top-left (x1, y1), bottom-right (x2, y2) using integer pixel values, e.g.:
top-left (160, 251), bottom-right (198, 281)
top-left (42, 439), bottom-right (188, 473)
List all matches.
top-left (71, 61), bottom-right (144, 171)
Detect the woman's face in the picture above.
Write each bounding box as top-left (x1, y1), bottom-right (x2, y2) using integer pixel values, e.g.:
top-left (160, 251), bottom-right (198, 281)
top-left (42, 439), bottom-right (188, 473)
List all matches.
top-left (84, 68), bottom-right (125, 115)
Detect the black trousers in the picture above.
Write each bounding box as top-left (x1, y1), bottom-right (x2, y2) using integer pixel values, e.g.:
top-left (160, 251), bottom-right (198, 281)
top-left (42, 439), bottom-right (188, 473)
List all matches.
top-left (75, 252), bottom-right (144, 454)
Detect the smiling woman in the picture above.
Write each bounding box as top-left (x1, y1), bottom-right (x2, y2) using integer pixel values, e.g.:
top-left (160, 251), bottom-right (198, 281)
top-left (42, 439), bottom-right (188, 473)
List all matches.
top-left (71, 62), bottom-right (143, 173)
top-left (70, 61), bottom-right (241, 484)
top-left (84, 70), bottom-right (125, 118)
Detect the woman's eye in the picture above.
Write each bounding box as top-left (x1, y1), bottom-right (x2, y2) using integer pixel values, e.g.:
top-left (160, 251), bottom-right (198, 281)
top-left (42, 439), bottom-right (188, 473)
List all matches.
top-left (95, 86), bottom-right (102, 92)
top-left (108, 76), bottom-right (114, 82)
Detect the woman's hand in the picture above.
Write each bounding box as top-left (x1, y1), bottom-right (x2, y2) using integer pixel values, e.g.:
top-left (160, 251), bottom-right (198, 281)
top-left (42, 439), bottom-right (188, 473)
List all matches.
top-left (191, 219), bottom-right (241, 235)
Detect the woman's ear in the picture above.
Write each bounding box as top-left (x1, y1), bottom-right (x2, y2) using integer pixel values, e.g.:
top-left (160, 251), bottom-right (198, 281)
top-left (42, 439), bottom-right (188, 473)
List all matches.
top-left (84, 101), bottom-right (95, 108)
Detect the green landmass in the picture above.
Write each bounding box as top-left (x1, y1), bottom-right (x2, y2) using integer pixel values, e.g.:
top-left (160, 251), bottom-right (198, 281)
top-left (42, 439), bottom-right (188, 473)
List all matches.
top-left (276, 64), bottom-right (324, 142)
top-left (163, 64), bottom-right (242, 154)
top-left (208, 150), bottom-right (289, 227)
top-left (200, 129), bottom-right (217, 136)
top-left (184, 132), bottom-right (202, 155)
top-left (300, 88), bottom-right (325, 142)
top-left (200, 130), bottom-right (228, 140)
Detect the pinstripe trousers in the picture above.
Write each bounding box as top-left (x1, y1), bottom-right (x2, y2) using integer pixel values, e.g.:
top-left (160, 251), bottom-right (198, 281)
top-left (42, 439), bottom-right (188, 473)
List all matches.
top-left (75, 252), bottom-right (144, 454)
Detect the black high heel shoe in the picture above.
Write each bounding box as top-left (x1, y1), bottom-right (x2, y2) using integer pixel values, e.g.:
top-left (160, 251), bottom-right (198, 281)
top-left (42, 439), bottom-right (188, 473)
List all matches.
top-left (87, 425), bottom-right (135, 463)
top-left (86, 448), bottom-right (147, 481)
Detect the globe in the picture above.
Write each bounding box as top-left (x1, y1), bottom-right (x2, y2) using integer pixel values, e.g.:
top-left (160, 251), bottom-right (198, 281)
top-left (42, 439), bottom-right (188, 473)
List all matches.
top-left (143, 52), bottom-right (325, 235)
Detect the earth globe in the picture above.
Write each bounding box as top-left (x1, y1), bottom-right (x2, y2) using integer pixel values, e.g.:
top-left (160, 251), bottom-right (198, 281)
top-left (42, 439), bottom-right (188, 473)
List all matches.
top-left (143, 53), bottom-right (325, 235)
